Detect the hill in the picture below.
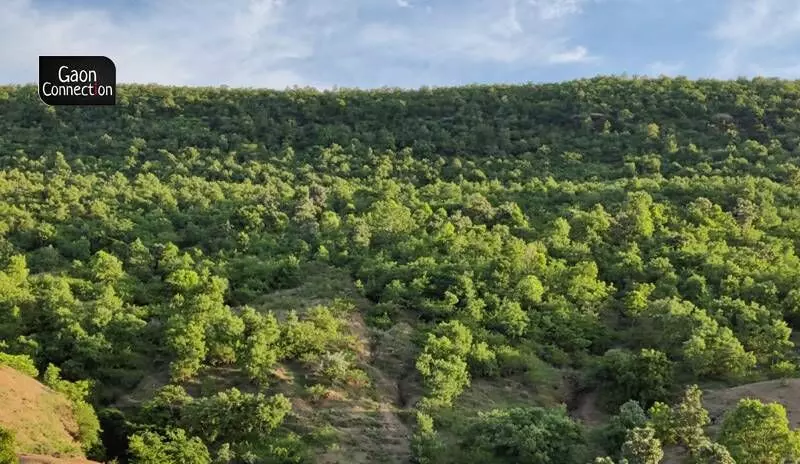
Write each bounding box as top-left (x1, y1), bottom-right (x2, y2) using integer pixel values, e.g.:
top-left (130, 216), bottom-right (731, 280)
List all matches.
top-left (2, 77), bottom-right (800, 462)
top-left (0, 366), bottom-right (97, 463)
top-left (704, 378), bottom-right (800, 430)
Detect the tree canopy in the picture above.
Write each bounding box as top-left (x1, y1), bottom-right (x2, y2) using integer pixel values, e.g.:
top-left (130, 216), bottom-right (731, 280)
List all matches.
top-left (1, 77), bottom-right (800, 462)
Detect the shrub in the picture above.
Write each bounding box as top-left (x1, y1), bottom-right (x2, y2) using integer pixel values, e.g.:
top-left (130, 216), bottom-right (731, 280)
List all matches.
top-left (458, 406), bottom-right (587, 463)
top-left (0, 426), bottom-right (15, 464)
top-left (594, 348), bottom-right (673, 410)
top-left (0, 352), bottom-right (38, 377)
top-left (128, 428), bottom-right (210, 464)
top-left (73, 400), bottom-right (102, 452)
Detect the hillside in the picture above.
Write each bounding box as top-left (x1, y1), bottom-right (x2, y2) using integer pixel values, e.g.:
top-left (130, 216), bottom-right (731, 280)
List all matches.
top-left (2, 77), bottom-right (800, 462)
top-left (0, 366), bottom-right (98, 463)
top-left (704, 379), bottom-right (800, 430)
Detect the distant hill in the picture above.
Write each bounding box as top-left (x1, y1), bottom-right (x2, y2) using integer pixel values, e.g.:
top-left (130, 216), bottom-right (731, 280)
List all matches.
top-left (0, 366), bottom-right (99, 463)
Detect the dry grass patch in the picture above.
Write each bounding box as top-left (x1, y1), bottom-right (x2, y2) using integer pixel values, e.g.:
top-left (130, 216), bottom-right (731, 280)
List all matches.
top-left (0, 366), bottom-right (86, 460)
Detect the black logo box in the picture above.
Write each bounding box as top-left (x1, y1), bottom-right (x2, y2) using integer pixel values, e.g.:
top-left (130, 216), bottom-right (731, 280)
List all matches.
top-left (39, 56), bottom-right (116, 106)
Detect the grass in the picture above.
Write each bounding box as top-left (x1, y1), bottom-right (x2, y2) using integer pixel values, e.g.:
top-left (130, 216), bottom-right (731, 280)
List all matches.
top-left (253, 262), bottom-right (370, 317)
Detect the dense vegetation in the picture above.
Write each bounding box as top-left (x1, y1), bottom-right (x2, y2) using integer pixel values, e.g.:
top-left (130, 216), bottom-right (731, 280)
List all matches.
top-left (2, 77), bottom-right (800, 462)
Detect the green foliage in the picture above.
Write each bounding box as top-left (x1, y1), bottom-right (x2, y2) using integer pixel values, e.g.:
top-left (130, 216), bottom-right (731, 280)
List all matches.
top-left (691, 440), bottom-right (735, 464)
top-left (72, 400), bottom-right (102, 455)
top-left (596, 400), bottom-right (648, 458)
top-left (411, 412), bottom-right (444, 464)
top-left (648, 384), bottom-right (711, 453)
top-left (182, 388), bottom-right (292, 445)
top-left (128, 428), bottom-right (211, 464)
top-left (457, 406), bottom-right (586, 464)
top-left (468, 341), bottom-right (499, 377)
top-left (139, 385), bottom-right (194, 430)
top-left (0, 352), bottom-right (38, 377)
top-left (41, 364), bottom-right (101, 452)
top-left (718, 398), bottom-right (800, 464)
top-left (90, 251), bottom-right (125, 284)
top-left (670, 385), bottom-right (710, 451)
top-left (238, 307), bottom-right (281, 385)
top-left (0, 426), bottom-right (15, 464)
top-left (683, 323), bottom-right (756, 379)
top-left (4, 78), bottom-right (800, 462)
top-left (620, 426), bottom-right (663, 464)
top-left (416, 321), bottom-right (473, 407)
top-left (594, 348), bottom-right (673, 410)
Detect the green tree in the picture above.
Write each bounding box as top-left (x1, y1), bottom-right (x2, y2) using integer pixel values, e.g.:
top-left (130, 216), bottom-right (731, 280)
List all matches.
top-left (648, 384), bottom-right (710, 452)
top-left (595, 348), bottom-right (673, 410)
top-left (598, 400), bottom-right (648, 457)
top-left (459, 406), bottom-right (587, 464)
top-left (416, 320), bottom-right (473, 407)
top-left (181, 388), bottom-right (292, 445)
top-left (90, 251), bottom-right (125, 284)
top-left (691, 440), bottom-right (734, 464)
top-left (514, 275), bottom-right (544, 306)
top-left (411, 412), bottom-right (443, 464)
top-left (683, 323), bottom-right (755, 380)
top-left (490, 299), bottom-right (529, 338)
top-left (128, 428), bottom-right (211, 464)
top-left (718, 398), bottom-right (800, 464)
top-left (671, 385), bottom-right (710, 451)
top-left (621, 426), bottom-right (663, 464)
top-left (238, 307), bottom-right (281, 385)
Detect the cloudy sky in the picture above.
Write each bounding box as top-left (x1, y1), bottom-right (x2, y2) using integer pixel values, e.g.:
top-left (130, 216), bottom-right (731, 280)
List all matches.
top-left (2, 0), bottom-right (800, 89)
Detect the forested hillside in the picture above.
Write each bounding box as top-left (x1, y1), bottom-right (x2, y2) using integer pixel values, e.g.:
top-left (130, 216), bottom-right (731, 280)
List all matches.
top-left (2, 77), bottom-right (800, 463)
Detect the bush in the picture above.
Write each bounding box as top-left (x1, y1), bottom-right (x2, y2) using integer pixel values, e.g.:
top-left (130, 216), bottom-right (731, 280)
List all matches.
top-left (181, 388), bottom-right (292, 445)
top-left (41, 364), bottom-right (101, 452)
top-left (73, 400), bottom-right (102, 452)
top-left (0, 426), bottom-right (15, 464)
top-left (594, 348), bottom-right (673, 410)
top-left (621, 426), bottom-right (663, 464)
top-left (411, 412), bottom-right (443, 464)
top-left (0, 352), bottom-right (38, 377)
top-left (596, 400), bottom-right (648, 457)
top-left (458, 406), bottom-right (587, 463)
top-left (469, 342), bottom-right (499, 378)
top-left (305, 384), bottom-right (328, 402)
top-left (314, 351), bottom-right (351, 385)
top-left (128, 428), bottom-right (210, 464)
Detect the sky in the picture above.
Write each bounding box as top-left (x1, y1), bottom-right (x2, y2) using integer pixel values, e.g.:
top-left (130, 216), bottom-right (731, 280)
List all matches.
top-left (2, 0), bottom-right (800, 89)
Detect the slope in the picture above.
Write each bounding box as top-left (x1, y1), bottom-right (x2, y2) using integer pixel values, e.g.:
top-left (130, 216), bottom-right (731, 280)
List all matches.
top-left (0, 366), bottom-right (98, 463)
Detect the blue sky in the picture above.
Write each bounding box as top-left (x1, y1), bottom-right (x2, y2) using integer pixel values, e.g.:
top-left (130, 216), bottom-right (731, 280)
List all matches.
top-left (2, 0), bottom-right (800, 89)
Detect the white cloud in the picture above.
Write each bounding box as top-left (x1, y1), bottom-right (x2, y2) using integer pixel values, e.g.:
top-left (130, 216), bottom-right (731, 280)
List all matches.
top-left (549, 46), bottom-right (592, 63)
top-left (529, 0), bottom-right (585, 20)
top-left (0, 0), bottom-right (594, 88)
top-left (0, 0), bottom-right (319, 87)
top-left (355, 0), bottom-right (594, 67)
top-left (711, 0), bottom-right (800, 77)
